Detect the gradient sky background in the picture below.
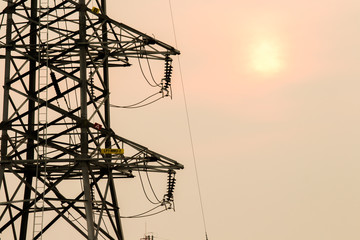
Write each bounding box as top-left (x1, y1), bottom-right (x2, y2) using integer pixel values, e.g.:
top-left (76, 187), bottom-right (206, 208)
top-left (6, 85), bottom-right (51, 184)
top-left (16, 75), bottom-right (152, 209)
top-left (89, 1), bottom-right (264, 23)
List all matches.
top-left (2, 0), bottom-right (360, 239)
top-left (106, 1), bottom-right (360, 240)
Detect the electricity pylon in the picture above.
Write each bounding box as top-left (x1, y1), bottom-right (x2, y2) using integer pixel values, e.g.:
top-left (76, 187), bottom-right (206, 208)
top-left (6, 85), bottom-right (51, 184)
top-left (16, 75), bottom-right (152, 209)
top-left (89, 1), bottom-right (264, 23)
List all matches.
top-left (0, 0), bottom-right (183, 239)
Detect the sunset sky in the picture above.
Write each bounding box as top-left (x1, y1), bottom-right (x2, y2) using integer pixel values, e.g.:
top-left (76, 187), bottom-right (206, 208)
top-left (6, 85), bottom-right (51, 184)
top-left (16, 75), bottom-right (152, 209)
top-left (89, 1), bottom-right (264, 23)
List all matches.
top-left (109, 1), bottom-right (360, 239)
top-left (1, 0), bottom-right (360, 239)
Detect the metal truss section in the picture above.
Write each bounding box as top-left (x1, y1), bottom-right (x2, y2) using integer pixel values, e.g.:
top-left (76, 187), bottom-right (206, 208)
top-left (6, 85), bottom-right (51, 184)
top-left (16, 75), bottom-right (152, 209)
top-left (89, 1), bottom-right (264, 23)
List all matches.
top-left (0, 0), bottom-right (183, 239)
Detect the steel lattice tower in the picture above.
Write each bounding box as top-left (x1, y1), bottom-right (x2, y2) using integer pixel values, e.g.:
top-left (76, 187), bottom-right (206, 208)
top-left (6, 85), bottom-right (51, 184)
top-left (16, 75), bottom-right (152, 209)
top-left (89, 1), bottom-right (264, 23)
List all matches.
top-left (0, 0), bottom-right (183, 239)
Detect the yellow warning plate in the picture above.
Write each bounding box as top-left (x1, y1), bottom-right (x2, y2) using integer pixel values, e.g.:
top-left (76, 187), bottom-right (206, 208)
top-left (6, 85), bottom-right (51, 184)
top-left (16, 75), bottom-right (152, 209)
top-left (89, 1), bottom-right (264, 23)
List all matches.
top-left (100, 149), bottom-right (124, 154)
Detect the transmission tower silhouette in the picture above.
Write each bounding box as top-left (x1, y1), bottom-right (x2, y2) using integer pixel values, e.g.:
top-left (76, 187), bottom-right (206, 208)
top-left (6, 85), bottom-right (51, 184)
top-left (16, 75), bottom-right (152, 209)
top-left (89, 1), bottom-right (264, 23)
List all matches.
top-left (0, 0), bottom-right (183, 239)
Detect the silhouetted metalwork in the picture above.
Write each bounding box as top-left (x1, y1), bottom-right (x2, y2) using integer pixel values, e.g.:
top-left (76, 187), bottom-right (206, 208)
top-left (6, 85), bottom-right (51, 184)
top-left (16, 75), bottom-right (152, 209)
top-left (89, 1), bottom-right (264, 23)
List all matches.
top-left (0, 0), bottom-right (182, 239)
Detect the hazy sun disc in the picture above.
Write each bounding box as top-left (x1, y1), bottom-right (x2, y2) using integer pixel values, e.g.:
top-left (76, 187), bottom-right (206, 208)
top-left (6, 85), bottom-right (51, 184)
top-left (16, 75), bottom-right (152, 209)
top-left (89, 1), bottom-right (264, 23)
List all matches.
top-left (251, 40), bottom-right (283, 74)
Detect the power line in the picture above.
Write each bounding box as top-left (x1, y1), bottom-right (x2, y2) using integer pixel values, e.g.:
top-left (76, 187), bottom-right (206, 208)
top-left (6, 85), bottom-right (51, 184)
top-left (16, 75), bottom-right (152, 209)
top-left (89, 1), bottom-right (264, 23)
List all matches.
top-left (168, 1), bottom-right (209, 239)
top-left (110, 92), bottom-right (163, 109)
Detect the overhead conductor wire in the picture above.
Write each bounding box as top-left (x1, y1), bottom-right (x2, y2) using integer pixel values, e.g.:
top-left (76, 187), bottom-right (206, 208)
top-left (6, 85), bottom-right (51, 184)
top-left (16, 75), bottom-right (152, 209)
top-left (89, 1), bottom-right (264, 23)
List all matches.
top-left (168, 1), bottom-right (209, 240)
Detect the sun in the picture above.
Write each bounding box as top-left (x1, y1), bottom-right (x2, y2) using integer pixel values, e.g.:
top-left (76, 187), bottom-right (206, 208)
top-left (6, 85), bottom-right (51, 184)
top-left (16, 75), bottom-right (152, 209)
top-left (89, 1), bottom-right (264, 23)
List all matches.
top-left (250, 40), bottom-right (283, 74)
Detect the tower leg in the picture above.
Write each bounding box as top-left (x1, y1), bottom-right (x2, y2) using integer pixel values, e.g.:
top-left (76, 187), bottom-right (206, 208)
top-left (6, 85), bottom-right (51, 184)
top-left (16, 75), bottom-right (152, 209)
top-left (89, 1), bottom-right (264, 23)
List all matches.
top-left (0, 0), bottom-right (13, 190)
top-left (79, 0), bottom-right (95, 238)
top-left (19, 0), bottom-right (37, 238)
top-left (82, 162), bottom-right (95, 240)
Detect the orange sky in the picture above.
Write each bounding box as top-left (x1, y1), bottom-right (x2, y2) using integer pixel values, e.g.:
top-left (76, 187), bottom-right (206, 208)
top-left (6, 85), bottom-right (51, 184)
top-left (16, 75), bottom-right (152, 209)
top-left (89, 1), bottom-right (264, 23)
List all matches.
top-left (1, 0), bottom-right (360, 240)
top-left (108, 1), bottom-right (360, 240)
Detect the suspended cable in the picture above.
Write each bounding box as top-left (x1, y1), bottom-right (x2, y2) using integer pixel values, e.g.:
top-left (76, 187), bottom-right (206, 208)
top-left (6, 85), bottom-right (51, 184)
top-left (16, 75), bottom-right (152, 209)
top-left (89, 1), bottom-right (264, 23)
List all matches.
top-left (138, 52), bottom-right (158, 87)
top-left (137, 163), bottom-right (162, 205)
top-left (125, 96), bottom-right (164, 109)
top-left (120, 204), bottom-right (165, 218)
top-left (112, 92), bottom-right (159, 108)
top-left (145, 51), bottom-right (161, 87)
top-left (111, 42), bottom-right (173, 109)
top-left (110, 92), bottom-right (164, 109)
top-left (137, 45), bottom-right (161, 88)
top-left (145, 165), bottom-right (163, 204)
top-left (128, 209), bottom-right (167, 218)
top-left (168, 1), bottom-right (209, 239)
top-left (92, 203), bottom-right (167, 219)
